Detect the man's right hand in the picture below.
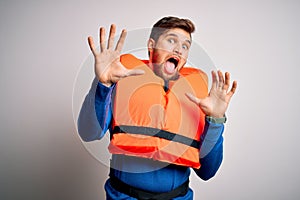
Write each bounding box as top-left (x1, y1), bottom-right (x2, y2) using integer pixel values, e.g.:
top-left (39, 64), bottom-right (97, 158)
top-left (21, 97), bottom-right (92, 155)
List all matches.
top-left (88, 24), bottom-right (144, 87)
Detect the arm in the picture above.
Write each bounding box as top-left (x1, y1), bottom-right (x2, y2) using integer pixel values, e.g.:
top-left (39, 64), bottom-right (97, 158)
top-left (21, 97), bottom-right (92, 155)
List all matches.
top-left (77, 78), bottom-right (114, 141)
top-left (186, 71), bottom-right (237, 180)
top-left (78, 24), bottom-right (144, 141)
top-left (193, 120), bottom-right (224, 181)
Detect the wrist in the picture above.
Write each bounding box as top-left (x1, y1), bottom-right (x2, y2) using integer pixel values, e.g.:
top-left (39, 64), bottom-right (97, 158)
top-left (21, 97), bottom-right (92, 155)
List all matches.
top-left (205, 115), bottom-right (227, 124)
top-left (97, 79), bottom-right (113, 88)
top-left (101, 82), bottom-right (112, 87)
top-left (97, 76), bottom-right (112, 87)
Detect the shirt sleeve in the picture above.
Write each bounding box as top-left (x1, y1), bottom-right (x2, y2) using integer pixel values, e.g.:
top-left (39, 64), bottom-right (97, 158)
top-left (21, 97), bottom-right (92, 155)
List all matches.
top-left (77, 77), bottom-right (115, 142)
top-left (193, 120), bottom-right (224, 181)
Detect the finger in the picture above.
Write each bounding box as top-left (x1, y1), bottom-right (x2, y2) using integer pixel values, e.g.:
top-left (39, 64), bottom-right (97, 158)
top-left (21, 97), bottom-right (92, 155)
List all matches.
top-left (107, 24), bottom-right (116, 50)
top-left (217, 70), bottom-right (224, 89)
top-left (185, 93), bottom-right (200, 106)
top-left (223, 72), bottom-right (230, 91)
top-left (87, 36), bottom-right (96, 56)
top-left (112, 69), bottom-right (128, 79)
top-left (227, 80), bottom-right (237, 97)
top-left (211, 70), bottom-right (218, 89)
top-left (125, 69), bottom-right (145, 77)
top-left (115, 29), bottom-right (127, 52)
top-left (114, 69), bottom-right (144, 79)
top-left (99, 27), bottom-right (106, 52)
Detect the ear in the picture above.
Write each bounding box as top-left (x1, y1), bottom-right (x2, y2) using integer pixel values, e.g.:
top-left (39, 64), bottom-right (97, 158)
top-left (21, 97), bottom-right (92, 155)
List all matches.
top-left (147, 38), bottom-right (155, 63)
top-left (147, 38), bottom-right (155, 52)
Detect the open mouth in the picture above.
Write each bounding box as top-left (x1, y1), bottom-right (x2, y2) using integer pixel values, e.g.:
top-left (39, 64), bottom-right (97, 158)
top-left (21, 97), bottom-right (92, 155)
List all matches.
top-left (167, 57), bottom-right (179, 68)
top-left (164, 57), bottom-right (180, 75)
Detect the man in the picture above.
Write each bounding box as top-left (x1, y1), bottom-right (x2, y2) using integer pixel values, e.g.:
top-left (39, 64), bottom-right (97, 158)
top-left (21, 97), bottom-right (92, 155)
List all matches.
top-left (78, 16), bottom-right (237, 200)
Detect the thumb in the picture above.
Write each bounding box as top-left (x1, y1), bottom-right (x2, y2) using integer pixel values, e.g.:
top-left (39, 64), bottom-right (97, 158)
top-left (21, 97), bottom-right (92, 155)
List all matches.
top-left (185, 93), bottom-right (201, 106)
top-left (125, 69), bottom-right (145, 77)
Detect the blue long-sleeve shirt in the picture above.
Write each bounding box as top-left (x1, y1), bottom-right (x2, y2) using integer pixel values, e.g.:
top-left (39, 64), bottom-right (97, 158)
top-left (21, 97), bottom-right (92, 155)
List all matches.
top-left (77, 77), bottom-right (224, 199)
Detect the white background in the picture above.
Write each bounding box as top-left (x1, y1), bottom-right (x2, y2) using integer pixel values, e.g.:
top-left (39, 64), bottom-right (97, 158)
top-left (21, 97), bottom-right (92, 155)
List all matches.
top-left (1, 0), bottom-right (299, 199)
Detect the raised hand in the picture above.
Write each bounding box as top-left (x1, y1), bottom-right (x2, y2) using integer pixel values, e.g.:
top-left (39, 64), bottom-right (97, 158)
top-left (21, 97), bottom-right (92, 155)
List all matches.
top-left (88, 24), bottom-right (144, 87)
top-left (186, 70), bottom-right (237, 118)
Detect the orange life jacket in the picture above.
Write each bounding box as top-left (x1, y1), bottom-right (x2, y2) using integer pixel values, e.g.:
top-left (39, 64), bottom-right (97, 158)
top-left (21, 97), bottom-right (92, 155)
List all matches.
top-left (108, 54), bottom-right (208, 169)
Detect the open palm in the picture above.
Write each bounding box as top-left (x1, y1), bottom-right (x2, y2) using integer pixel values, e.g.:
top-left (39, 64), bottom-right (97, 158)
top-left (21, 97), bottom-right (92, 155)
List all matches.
top-left (88, 24), bottom-right (144, 87)
top-left (186, 70), bottom-right (237, 118)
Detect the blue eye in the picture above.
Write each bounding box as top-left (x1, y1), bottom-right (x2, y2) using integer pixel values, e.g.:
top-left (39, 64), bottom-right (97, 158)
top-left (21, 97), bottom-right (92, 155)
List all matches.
top-left (182, 44), bottom-right (190, 50)
top-left (168, 38), bottom-right (175, 44)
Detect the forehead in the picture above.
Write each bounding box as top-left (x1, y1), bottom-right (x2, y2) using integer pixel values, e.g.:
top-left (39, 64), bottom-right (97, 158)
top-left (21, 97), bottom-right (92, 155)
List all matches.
top-left (159, 28), bottom-right (191, 42)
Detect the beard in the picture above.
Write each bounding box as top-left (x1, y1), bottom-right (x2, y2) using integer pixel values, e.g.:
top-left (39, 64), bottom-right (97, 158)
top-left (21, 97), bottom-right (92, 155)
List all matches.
top-left (152, 63), bottom-right (180, 81)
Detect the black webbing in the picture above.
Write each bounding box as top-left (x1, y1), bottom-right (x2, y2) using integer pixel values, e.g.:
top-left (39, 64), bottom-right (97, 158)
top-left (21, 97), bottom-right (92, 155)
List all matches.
top-left (112, 125), bottom-right (200, 149)
top-left (109, 175), bottom-right (189, 200)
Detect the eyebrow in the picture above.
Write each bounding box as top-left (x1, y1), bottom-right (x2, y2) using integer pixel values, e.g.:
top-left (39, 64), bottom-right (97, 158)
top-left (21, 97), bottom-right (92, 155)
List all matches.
top-left (165, 33), bottom-right (191, 45)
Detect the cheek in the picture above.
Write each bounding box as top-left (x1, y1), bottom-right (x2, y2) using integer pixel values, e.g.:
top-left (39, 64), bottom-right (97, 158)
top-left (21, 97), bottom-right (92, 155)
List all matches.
top-left (156, 41), bottom-right (173, 52)
top-left (153, 49), bottom-right (168, 62)
top-left (152, 50), bottom-right (161, 61)
top-left (179, 57), bottom-right (188, 69)
top-left (181, 50), bottom-right (188, 58)
top-left (181, 53), bottom-right (188, 62)
top-left (183, 50), bottom-right (189, 58)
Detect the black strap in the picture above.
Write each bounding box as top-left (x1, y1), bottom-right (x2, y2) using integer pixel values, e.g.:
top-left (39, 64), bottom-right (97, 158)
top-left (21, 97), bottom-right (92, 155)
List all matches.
top-left (112, 125), bottom-right (200, 149)
top-left (109, 175), bottom-right (189, 200)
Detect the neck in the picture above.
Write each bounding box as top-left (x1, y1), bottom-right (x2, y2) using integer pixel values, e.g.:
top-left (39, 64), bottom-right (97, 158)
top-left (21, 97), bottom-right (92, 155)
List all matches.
top-left (163, 80), bottom-right (169, 92)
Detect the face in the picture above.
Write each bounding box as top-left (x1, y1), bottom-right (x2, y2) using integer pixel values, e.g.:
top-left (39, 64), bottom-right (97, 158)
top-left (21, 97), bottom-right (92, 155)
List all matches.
top-left (148, 28), bottom-right (191, 81)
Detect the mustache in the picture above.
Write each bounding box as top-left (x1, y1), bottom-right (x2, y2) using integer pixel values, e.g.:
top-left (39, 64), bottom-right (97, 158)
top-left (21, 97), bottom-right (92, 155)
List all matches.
top-left (152, 63), bottom-right (180, 81)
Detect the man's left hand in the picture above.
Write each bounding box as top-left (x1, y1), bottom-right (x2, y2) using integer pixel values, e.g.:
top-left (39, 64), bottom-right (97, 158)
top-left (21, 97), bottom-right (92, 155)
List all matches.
top-left (186, 70), bottom-right (237, 118)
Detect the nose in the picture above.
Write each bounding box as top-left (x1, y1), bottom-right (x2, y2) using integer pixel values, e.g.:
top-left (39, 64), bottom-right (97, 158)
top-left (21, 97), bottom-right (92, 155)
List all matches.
top-left (173, 44), bottom-right (182, 55)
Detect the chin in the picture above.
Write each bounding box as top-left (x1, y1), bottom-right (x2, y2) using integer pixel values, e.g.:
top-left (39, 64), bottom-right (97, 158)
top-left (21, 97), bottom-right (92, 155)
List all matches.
top-left (156, 70), bottom-right (180, 81)
top-left (152, 63), bottom-right (180, 81)
top-left (164, 73), bottom-right (180, 81)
